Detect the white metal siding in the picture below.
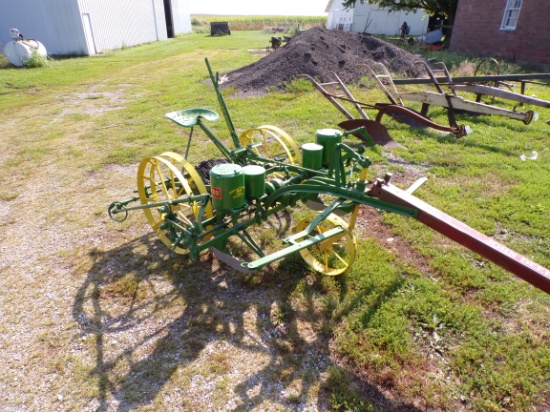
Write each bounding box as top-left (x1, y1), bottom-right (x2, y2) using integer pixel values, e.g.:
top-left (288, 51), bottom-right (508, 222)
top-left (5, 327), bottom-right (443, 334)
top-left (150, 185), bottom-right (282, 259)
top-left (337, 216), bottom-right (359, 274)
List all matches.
top-left (1, 0), bottom-right (183, 56)
top-left (171, 0), bottom-right (192, 34)
top-left (352, 3), bottom-right (428, 36)
top-left (77, 0), bottom-right (168, 53)
top-left (326, 2), bottom-right (429, 36)
top-left (0, 0), bottom-right (88, 56)
top-left (326, 0), bottom-right (352, 30)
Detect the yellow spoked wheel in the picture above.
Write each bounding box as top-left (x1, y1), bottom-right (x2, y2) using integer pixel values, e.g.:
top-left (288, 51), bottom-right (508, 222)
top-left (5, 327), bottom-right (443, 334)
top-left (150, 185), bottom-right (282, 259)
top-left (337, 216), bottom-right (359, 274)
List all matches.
top-left (137, 154), bottom-right (213, 254)
top-left (239, 125), bottom-right (301, 178)
top-left (158, 152), bottom-right (214, 242)
top-left (158, 152), bottom-right (210, 201)
top-left (293, 213), bottom-right (357, 276)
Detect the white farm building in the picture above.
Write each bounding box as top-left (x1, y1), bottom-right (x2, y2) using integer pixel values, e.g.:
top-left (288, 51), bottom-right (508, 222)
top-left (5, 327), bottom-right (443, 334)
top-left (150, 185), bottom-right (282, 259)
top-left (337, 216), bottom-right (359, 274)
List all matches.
top-left (326, 0), bottom-right (429, 36)
top-left (0, 0), bottom-right (191, 57)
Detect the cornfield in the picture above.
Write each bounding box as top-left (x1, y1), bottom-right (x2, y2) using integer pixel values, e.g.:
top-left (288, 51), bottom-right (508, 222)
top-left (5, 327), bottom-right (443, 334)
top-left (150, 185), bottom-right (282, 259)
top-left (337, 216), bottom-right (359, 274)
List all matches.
top-left (191, 15), bottom-right (327, 32)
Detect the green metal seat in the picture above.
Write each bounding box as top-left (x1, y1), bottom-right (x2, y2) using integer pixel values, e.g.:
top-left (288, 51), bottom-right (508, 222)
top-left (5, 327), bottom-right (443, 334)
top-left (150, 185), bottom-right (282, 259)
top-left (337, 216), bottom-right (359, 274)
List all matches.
top-left (165, 108), bottom-right (219, 128)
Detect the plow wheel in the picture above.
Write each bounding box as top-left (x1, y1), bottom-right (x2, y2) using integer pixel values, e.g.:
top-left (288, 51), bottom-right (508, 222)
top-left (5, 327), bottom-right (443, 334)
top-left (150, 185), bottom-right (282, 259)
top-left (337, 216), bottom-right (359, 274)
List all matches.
top-left (293, 213), bottom-right (357, 276)
top-left (239, 125), bottom-right (301, 178)
top-left (137, 154), bottom-right (213, 254)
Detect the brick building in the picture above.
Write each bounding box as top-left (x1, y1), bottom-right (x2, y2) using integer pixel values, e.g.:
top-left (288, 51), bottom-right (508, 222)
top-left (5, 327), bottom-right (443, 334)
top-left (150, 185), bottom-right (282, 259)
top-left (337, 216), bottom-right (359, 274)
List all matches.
top-left (450, 0), bottom-right (550, 68)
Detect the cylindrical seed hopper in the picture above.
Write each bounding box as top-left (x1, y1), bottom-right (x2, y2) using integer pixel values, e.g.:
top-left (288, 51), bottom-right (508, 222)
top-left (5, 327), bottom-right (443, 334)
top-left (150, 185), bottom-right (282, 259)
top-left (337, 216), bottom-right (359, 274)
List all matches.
top-left (210, 163), bottom-right (245, 210)
top-left (315, 129), bottom-right (342, 168)
top-left (301, 142), bottom-right (323, 170)
top-left (243, 165), bottom-right (266, 198)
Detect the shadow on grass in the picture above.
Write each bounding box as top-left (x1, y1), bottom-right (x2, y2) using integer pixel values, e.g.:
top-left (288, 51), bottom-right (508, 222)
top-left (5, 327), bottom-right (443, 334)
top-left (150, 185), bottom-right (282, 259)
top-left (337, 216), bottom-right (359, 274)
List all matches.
top-left (73, 232), bottom-right (423, 411)
top-left (384, 108), bottom-right (538, 157)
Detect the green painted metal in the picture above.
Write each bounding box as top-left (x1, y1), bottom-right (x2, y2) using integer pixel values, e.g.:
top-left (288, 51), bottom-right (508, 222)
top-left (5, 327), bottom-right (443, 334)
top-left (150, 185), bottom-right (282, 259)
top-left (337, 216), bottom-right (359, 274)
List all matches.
top-left (243, 165), bottom-right (266, 198)
top-left (209, 163), bottom-right (245, 210)
top-left (243, 226), bottom-right (345, 270)
top-left (301, 143), bottom-right (323, 170)
top-left (205, 58), bottom-right (242, 149)
top-left (315, 129), bottom-right (343, 167)
top-left (263, 183), bottom-right (417, 218)
top-left (165, 108), bottom-right (219, 127)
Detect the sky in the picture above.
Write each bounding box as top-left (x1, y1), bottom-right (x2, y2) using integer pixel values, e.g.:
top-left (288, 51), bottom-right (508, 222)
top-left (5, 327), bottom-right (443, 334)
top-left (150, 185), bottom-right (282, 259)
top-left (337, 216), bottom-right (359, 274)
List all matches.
top-left (187, 0), bottom-right (328, 16)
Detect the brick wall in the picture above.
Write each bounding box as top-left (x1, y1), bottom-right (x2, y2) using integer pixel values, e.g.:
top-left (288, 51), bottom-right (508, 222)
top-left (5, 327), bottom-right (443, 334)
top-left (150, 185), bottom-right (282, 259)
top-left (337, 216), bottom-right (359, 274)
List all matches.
top-left (450, 0), bottom-right (550, 68)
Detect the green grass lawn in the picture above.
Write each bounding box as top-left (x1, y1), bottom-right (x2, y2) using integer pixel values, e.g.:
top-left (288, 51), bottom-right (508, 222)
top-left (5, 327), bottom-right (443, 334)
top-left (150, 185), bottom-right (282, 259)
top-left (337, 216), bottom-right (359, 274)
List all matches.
top-left (1, 29), bottom-right (549, 411)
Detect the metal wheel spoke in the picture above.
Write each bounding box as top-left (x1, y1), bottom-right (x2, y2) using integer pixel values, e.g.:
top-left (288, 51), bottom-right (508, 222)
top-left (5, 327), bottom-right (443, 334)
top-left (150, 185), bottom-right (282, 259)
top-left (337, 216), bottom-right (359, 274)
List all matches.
top-left (331, 249), bottom-right (349, 266)
top-left (176, 211), bottom-right (194, 226)
top-left (294, 213), bottom-right (356, 276)
top-left (239, 126), bottom-right (300, 179)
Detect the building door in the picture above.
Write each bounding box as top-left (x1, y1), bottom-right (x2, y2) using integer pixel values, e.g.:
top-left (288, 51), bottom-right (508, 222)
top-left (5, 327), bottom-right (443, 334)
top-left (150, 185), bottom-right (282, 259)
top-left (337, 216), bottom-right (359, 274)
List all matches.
top-left (82, 13), bottom-right (97, 55)
top-left (163, 0), bottom-right (175, 38)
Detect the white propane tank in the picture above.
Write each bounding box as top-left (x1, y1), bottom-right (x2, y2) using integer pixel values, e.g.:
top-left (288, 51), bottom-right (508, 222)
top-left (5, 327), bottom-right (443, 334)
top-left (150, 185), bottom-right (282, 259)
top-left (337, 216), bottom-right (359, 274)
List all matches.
top-left (4, 28), bottom-right (47, 67)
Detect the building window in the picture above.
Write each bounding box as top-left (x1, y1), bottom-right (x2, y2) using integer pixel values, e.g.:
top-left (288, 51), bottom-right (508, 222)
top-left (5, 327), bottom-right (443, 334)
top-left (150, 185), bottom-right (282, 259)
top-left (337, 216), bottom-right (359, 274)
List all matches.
top-left (500, 0), bottom-right (522, 30)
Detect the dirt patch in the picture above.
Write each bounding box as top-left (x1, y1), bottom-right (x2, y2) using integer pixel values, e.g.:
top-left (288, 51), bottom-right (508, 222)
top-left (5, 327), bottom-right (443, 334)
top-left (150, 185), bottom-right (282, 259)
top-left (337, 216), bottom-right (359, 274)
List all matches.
top-left (355, 206), bottom-right (432, 276)
top-left (48, 83), bottom-right (130, 125)
top-left (222, 26), bottom-right (422, 94)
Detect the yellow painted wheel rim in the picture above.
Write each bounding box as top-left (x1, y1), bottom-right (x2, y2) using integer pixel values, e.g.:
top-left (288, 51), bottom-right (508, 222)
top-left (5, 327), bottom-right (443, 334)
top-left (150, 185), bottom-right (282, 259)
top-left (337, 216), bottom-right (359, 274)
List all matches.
top-left (137, 153), bottom-right (213, 254)
top-left (239, 125), bottom-right (301, 178)
top-left (293, 213), bottom-right (357, 276)
top-left (158, 152), bottom-right (214, 241)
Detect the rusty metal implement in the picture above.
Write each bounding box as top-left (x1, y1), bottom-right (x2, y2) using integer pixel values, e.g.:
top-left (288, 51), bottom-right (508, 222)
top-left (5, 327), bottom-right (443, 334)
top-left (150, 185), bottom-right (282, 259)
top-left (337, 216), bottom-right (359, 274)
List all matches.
top-left (298, 72), bottom-right (468, 142)
top-left (366, 62), bottom-right (538, 125)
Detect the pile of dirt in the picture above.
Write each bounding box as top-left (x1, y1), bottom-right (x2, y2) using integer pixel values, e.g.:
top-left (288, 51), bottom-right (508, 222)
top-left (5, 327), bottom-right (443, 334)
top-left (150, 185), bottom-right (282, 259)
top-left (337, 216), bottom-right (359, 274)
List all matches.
top-left (222, 26), bottom-right (423, 94)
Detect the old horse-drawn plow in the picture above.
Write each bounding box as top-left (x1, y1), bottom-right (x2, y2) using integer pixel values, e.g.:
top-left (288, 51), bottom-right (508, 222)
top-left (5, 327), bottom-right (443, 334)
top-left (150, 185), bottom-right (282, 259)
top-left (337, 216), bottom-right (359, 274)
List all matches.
top-left (366, 61), bottom-right (542, 126)
top-left (297, 71), bottom-right (470, 146)
top-left (109, 58), bottom-right (550, 294)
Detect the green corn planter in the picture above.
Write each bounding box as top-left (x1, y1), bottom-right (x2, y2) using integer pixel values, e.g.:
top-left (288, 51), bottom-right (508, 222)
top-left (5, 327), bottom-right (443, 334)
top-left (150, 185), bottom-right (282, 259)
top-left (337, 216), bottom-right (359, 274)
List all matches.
top-left (210, 163), bottom-right (246, 210)
top-left (301, 143), bottom-right (323, 170)
top-left (243, 165), bottom-right (266, 198)
top-left (315, 129), bottom-right (343, 168)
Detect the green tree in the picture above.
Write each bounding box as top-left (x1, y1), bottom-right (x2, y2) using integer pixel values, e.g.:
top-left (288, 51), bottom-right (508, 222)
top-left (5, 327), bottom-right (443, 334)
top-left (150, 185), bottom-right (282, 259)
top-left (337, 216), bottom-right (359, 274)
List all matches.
top-left (342, 0), bottom-right (458, 44)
